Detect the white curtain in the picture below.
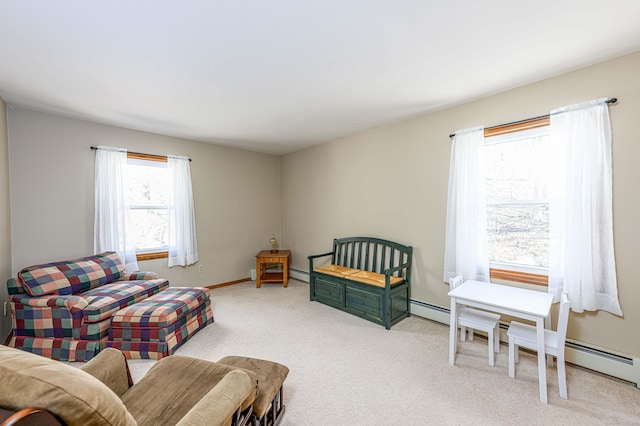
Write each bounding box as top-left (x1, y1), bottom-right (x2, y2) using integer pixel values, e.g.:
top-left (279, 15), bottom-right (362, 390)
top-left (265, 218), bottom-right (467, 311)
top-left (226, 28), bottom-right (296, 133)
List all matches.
top-left (94, 146), bottom-right (139, 271)
top-left (549, 99), bottom-right (622, 316)
top-left (167, 155), bottom-right (199, 267)
top-left (443, 126), bottom-right (490, 283)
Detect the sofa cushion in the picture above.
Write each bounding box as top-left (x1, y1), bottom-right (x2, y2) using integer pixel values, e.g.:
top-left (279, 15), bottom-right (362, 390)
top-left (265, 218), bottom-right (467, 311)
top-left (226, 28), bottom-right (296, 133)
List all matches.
top-left (0, 345), bottom-right (136, 426)
top-left (82, 279), bottom-right (170, 323)
top-left (109, 287), bottom-right (209, 328)
top-left (175, 369), bottom-right (254, 426)
top-left (17, 252), bottom-right (124, 297)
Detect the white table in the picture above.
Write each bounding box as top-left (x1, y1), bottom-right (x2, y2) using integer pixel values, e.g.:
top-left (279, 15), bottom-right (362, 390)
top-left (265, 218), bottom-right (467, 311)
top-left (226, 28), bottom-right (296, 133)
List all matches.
top-left (448, 280), bottom-right (554, 403)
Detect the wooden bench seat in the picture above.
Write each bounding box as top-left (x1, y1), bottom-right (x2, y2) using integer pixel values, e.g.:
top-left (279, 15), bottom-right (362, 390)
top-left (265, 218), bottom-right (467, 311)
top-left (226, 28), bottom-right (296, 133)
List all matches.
top-left (309, 237), bottom-right (412, 329)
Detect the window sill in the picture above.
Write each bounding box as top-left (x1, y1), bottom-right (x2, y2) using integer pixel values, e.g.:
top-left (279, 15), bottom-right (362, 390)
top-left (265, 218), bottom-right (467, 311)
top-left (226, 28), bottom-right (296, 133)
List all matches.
top-left (136, 251), bottom-right (168, 261)
top-left (490, 268), bottom-right (548, 286)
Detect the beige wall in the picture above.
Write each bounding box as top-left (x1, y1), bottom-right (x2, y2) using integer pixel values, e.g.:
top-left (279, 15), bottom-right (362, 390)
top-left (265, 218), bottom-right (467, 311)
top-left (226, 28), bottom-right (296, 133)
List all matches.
top-left (0, 98), bottom-right (12, 341)
top-left (281, 51), bottom-right (640, 358)
top-left (7, 109), bottom-right (281, 287)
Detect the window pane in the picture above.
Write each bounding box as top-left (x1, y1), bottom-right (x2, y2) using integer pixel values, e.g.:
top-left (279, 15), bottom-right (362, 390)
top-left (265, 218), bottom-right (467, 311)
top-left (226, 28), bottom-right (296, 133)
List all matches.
top-left (128, 161), bottom-right (169, 206)
top-left (485, 135), bottom-right (551, 203)
top-left (131, 209), bottom-right (169, 250)
top-left (487, 204), bottom-right (549, 268)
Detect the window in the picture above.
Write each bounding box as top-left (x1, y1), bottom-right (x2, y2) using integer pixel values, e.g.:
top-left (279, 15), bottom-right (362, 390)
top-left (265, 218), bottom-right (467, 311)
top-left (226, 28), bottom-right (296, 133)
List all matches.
top-left (127, 153), bottom-right (169, 261)
top-left (484, 122), bottom-right (551, 285)
top-left (94, 146), bottom-right (198, 268)
top-left (445, 99), bottom-right (621, 313)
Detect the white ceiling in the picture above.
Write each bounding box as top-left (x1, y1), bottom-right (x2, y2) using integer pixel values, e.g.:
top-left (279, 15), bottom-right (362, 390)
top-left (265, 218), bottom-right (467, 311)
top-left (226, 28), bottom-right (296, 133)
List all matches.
top-left (1, 1), bottom-right (640, 155)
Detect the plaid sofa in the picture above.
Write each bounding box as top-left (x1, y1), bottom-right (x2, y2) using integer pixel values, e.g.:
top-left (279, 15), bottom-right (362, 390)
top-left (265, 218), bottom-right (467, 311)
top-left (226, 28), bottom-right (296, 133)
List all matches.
top-left (7, 252), bottom-right (169, 361)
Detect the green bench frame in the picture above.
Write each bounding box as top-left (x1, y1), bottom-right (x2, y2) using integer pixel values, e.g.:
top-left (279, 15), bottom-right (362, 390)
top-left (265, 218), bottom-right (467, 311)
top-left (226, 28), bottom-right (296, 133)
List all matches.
top-left (308, 237), bottom-right (413, 329)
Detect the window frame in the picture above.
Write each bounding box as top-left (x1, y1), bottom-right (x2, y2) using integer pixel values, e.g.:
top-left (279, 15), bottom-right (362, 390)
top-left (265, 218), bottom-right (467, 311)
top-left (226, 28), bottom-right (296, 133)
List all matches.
top-left (127, 152), bottom-right (169, 262)
top-left (484, 116), bottom-right (550, 286)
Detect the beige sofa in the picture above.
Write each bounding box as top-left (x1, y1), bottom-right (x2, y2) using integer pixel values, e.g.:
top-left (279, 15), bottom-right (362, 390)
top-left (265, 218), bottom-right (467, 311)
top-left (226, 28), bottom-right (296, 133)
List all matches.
top-left (0, 345), bottom-right (257, 426)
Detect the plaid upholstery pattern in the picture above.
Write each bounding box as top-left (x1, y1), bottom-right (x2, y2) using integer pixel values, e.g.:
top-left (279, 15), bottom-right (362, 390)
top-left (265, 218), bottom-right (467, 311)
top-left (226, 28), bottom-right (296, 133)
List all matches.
top-left (17, 252), bottom-right (124, 296)
top-left (9, 335), bottom-right (107, 361)
top-left (9, 294), bottom-right (89, 310)
top-left (82, 279), bottom-right (170, 322)
top-left (81, 318), bottom-right (113, 341)
top-left (7, 278), bottom-right (24, 295)
top-left (8, 251), bottom-right (168, 362)
top-left (10, 279), bottom-right (169, 339)
top-left (108, 301), bottom-right (213, 359)
top-left (109, 300), bottom-right (210, 342)
top-left (110, 287), bottom-right (209, 327)
top-left (11, 300), bottom-right (85, 338)
top-left (107, 288), bottom-right (213, 359)
top-left (120, 271), bottom-right (158, 281)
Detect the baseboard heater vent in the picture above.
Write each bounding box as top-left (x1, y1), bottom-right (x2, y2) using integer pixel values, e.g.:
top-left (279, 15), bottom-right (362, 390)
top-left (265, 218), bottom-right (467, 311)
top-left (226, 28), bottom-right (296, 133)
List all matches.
top-left (410, 298), bottom-right (639, 387)
top-left (290, 268), bottom-right (310, 282)
top-left (410, 299), bottom-right (449, 314)
top-left (566, 341), bottom-right (633, 365)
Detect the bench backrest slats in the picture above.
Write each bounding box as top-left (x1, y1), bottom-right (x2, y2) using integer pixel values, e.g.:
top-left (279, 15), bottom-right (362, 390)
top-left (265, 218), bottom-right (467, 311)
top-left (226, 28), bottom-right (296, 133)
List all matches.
top-left (331, 237), bottom-right (412, 281)
top-left (372, 243), bottom-right (379, 272)
top-left (364, 241), bottom-right (371, 271)
top-left (349, 242), bottom-right (356, 268)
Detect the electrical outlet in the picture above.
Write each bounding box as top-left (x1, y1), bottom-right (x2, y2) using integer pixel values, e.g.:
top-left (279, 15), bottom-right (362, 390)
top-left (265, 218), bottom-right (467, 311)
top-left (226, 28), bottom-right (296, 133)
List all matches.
top-left (198, 265), bottom-right (204, 273)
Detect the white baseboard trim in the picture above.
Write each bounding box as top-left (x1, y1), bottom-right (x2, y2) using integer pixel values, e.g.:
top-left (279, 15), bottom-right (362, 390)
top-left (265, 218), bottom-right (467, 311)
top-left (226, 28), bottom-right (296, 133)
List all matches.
top-left (410, 299), bottom-right (639, 387)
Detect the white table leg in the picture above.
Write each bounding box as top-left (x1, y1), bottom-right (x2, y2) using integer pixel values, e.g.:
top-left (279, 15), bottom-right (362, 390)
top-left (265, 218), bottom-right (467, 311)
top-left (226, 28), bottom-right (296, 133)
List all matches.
top-left (545, 313), bottom-right (554, 367)
top-left (536, 318), bottom-right (548, 403)
top-left (449, 297), bottom-right (458, 365)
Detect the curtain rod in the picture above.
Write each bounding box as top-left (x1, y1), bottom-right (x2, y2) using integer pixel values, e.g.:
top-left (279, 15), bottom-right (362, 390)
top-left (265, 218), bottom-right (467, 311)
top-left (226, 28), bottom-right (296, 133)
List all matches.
top-left (90, 146), bottom-right (192, 161)
top-left (448, 97), bottom-right (618, 138)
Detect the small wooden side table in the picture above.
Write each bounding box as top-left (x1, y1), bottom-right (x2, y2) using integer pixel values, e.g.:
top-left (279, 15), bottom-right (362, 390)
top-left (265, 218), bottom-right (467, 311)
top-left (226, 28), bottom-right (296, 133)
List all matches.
top-left (255, 250), bottom-right (291, 288)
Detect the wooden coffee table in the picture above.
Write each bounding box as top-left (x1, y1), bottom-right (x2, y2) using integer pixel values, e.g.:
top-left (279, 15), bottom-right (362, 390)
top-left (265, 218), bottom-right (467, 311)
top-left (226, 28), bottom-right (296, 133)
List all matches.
top-left (255, 250), bottom-right (291, 288)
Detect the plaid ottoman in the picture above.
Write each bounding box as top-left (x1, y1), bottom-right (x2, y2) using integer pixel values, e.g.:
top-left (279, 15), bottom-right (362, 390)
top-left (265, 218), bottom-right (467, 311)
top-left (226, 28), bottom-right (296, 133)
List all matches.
top-left (107, 287), bottom-right (213, 359)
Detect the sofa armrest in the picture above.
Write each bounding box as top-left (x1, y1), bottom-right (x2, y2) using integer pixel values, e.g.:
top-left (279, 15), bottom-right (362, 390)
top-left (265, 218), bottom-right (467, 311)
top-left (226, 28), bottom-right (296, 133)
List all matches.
top-left (175, 370), bottom-right (254, 426)
top-left (80, 348), bottom-right (133, 397)
top-left (10, 294), bottom-right (88, 310)
top-left (119, 271), bottom-right (159, 281)
top-left (7, 278), bottom-right (25, 295)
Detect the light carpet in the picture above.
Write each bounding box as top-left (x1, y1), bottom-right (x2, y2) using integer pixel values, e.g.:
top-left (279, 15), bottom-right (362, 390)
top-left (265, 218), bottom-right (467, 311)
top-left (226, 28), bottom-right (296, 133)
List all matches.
top-left (126, 280), bottom-right (640, 425)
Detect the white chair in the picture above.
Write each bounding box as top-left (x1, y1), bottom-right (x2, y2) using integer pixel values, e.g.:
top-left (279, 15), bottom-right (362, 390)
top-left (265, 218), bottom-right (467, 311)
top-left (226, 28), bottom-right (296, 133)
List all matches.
top-left (507, 291), bottom-right (570, 399)
top-left (449, 274), bottom-right (501, 366)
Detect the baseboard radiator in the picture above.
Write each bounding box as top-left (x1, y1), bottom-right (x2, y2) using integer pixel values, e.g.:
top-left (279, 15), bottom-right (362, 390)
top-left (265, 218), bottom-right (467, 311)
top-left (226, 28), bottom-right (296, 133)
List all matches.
top-left (293, 268), bottom-right (639, 387)
top-left (290, 268), bottom-right (310, 282)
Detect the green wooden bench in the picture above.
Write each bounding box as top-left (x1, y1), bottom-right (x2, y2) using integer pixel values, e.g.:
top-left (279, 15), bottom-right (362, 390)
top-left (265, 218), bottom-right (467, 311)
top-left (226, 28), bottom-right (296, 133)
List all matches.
top-left (308, 237), bottom-right (413, 329)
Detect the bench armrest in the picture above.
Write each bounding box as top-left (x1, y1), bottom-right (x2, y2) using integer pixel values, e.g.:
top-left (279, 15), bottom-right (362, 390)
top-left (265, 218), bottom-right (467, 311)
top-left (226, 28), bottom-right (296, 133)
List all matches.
top-left (80, 348), bottom-right (133, 397)
top-left (308, 251), bottom-right (333, 260)
top-left (383, 261), bottom-right (411, 277)
top-left (308, 251), bottom-right (334, 270)
top-left (175, 370), bottom-right (254, 426)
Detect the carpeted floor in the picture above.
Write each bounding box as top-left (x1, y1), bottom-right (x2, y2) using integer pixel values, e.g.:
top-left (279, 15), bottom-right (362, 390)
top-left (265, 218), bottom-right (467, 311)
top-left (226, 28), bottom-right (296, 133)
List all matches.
top-left (127, 280), bottom-right (640, 425)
